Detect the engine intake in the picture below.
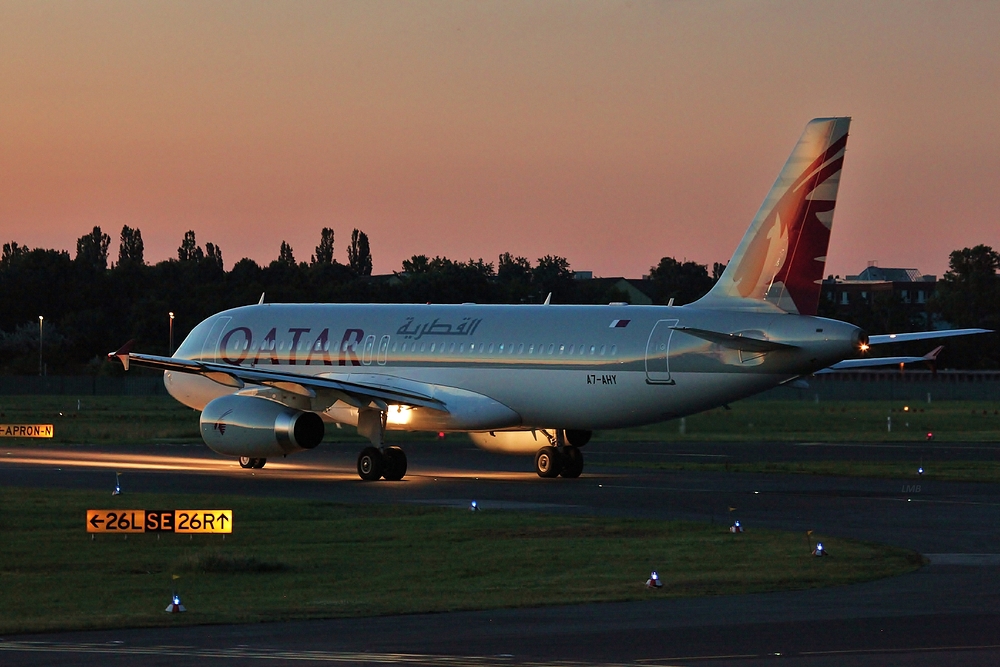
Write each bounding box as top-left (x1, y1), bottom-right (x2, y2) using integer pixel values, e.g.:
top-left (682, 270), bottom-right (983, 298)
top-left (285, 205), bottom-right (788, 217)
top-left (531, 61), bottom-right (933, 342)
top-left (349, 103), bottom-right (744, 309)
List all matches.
top-left (200, 394), bottom-right (324, 458)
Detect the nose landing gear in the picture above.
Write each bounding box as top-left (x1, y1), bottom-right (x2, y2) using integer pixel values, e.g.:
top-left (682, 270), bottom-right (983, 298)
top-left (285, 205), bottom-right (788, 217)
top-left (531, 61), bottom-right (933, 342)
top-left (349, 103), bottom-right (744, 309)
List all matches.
top-left (239, 457), bottom-right (266, 469)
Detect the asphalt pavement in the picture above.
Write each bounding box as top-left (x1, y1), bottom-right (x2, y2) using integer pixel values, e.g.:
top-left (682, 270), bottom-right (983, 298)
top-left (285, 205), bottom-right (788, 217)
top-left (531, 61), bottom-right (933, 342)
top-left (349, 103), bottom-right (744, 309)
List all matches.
top-left (2, 437), bottom-right (1000, 665)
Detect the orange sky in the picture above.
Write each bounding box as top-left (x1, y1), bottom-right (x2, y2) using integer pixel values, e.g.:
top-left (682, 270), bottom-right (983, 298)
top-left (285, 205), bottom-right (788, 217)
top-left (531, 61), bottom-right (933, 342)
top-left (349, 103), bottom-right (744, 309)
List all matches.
top-left (2, 1), bottom-right (998, 279)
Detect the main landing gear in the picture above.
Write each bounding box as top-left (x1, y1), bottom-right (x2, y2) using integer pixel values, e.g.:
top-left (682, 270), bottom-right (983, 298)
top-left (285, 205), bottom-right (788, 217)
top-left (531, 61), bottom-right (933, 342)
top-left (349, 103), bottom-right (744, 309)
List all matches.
top-left (534, 445), bottom-right (584, 478)
top-left (239, 456), bottom-right (266, 469)
top-left (357, 446), bottom-right (408, 481)
top-left (533, 429), bottom-right (589, 478)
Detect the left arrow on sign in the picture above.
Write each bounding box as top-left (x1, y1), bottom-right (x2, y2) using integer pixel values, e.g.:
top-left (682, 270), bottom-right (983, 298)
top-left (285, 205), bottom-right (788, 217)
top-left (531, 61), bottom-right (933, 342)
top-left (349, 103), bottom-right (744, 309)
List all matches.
top-left (89, 514), bottom-right (104, 529)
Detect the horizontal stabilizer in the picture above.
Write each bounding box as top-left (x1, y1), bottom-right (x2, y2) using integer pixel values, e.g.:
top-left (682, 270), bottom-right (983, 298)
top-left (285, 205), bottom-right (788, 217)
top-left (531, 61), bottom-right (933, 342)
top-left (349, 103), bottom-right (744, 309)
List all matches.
top-left (868, 328), bottom-right (991, 346)
top-left (817, 345), bottom-right (946, 373)
top-left (670, 326), bottom-right (797, 353)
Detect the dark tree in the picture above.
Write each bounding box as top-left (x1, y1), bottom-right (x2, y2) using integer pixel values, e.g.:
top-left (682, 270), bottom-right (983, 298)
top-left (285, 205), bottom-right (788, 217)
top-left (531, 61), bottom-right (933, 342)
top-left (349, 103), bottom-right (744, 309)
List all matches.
top-left (117, 226), bottom-right (144, 266)
top-left (648, 256), bottom-right (714, 305)
top-left (312, 228), bottom-right (335, 265)
top-left (177, 231), bottom-right (204, 262)
top-left (1, 241), bottom-right (30, 268)
top-left (712, 261), bottom-right (727, 281)
top-left (75, 226), bottom-right (111, 271)
top-left (277, 241), bottom-right (296, 266)
top-left (932, 245), bottom-right (1000, 329)
top-left (205, 242), bottom-right (224, 271)
top-left (498, 252), bottom-right (532, 283)
top-left (401, 255), bottom-right (430, 274)
top-left (348, 229), bottom-right (373, 276)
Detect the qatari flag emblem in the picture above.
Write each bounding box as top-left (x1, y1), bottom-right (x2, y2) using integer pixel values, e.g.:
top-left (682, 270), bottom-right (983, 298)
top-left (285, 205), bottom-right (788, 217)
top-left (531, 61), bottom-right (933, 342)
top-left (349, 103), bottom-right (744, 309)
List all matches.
top-left (609, 319), bottom-right (630, 328)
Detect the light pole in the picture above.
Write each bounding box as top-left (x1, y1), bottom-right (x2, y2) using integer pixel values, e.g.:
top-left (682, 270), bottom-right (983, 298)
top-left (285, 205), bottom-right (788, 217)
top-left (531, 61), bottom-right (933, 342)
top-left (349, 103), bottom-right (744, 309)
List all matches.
top-left (38, 315), bottom-right (44, 376)
top-left (169, 312), bottom-right (175, 355)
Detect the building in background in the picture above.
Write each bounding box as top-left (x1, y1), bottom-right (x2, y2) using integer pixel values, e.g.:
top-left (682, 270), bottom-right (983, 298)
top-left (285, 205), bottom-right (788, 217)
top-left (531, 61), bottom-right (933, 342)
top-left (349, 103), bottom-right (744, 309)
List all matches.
top-left (821, 265), bottom-right (937, 328)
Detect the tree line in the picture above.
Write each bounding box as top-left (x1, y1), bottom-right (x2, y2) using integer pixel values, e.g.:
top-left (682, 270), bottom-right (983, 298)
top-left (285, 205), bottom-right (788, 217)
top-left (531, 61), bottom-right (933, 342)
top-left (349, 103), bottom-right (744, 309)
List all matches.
top-left (0, 225), bottom-right (996, 373)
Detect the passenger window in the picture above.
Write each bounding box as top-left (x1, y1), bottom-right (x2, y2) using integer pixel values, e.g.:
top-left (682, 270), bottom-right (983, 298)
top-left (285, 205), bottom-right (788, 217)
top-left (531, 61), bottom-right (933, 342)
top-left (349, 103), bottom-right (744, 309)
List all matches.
top-left (517, 343), bottom-right (524, 354)
top-left (449, 343), bottom-right (455, 353)
top-left (391, 342), bottom-right (397, 352)
top-left (489, 343), bottom-right (495, 353)
top-left (459, 343), bottom-right (465, 353)
top-left (528, 344), bottom-right (535, 354)
top-left (430, 343), bottom-right (436, 352)
top-left (508, 343), bottom-right (515, 354)
top-left (547, 344), bottom-right (554, 354)
top-left (611, 344), bottom-right (617, 356)
top-left (498, 343), bottom-right (504, 353)
top-left (558, 344), bottom-right (565, 354)
top-left (600, 345), bottom-right (606, 356)
top-left (590, 345), bottom-right (596, 355)
top-left (420, 343), bottom-right (426, 352)
top-left (568, 344), bottom-right (574, 354)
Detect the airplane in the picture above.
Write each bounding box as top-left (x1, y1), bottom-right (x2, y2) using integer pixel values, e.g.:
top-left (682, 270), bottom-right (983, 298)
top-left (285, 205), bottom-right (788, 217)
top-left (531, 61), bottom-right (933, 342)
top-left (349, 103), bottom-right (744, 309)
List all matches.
top-left (110, 117), bottom-right (990, 481)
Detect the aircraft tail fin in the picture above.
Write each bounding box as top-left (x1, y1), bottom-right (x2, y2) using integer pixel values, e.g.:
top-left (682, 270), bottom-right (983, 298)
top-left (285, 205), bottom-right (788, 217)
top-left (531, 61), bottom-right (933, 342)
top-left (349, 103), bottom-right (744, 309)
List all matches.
top-left (697, 117), bottom-right (851, 315)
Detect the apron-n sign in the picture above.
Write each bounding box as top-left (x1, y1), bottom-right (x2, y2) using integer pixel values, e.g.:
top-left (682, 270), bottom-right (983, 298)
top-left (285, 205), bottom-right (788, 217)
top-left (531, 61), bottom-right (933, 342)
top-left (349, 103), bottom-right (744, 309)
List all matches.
top-left (86, 510), bottom-right (233, 534)
top-left (1, 424), bottom-right (53, 438)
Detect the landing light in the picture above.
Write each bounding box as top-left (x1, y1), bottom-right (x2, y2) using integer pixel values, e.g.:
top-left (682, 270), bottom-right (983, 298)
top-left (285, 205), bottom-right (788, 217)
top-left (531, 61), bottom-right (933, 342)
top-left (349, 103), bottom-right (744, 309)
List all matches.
top-left (859, 343), bottom-right (870, 353)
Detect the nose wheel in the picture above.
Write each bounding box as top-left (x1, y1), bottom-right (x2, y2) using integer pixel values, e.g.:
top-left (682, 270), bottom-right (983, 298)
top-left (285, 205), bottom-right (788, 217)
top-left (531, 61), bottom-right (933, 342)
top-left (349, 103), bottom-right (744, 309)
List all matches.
top-left (239, 457), bottom-right (266, 469)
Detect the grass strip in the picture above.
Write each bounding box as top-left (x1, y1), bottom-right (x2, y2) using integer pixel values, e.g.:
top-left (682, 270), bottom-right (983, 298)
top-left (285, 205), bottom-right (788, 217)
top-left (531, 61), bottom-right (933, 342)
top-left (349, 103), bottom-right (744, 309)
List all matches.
top-left (1, 397), bottom-right (998, 445)
top-left (0, 488), bottom-right (922, 634)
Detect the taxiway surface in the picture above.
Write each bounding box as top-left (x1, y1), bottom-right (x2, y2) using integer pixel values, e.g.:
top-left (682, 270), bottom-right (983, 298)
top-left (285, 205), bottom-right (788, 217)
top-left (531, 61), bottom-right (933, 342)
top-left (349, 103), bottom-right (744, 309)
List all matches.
top-left (3, 438), bottom-right (1000, 665)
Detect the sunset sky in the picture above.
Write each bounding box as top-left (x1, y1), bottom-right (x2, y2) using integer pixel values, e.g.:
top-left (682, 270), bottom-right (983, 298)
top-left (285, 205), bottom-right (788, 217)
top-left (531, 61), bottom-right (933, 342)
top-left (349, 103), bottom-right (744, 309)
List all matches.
top-left (2, 1), bottom-right (998, 279)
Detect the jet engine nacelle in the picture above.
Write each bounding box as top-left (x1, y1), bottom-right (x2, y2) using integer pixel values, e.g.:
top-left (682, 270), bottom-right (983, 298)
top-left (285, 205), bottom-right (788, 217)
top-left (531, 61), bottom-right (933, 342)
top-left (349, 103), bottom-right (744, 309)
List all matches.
top-left (200, 394), bottom-right (324, 458)
top-left (469, 429), bottom-right (592, 454)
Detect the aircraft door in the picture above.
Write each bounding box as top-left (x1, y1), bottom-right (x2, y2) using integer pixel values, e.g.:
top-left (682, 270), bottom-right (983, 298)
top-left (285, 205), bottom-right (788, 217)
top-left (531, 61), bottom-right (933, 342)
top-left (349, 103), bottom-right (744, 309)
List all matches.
top-left (200, 316), bottom-right (232, 363)
top-left (645, 319), bottom-right (678, 384)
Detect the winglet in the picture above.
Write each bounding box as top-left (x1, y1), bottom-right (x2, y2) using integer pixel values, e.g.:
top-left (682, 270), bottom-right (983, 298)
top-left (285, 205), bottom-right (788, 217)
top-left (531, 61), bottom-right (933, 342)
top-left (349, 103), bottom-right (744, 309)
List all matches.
top-left (108, 340), bottom-right (135, 371)
top-left (923, 345), bottom-right (944, 375)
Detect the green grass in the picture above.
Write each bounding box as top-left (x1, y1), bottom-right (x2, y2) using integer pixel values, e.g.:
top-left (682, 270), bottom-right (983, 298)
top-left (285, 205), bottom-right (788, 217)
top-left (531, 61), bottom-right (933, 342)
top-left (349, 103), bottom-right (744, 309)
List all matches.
top-left (594, 460), bottom-right (1000, 483)
top-left (1, 396), bottom-right (998, 445)
top-left (599, 400), bottom-right (1000, 442)
top-left (0, 488), bottom-right (922, 634)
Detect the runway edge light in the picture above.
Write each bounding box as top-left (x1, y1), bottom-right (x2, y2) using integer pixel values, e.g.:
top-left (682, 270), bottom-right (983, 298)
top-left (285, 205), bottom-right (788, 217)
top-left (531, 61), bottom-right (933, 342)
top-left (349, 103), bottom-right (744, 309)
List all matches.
top-left (165, 594), bottom-right (186, 613)
top-left (646, 571), bottom-right (663, 589)
top-left (812, 542), bottom-right (826, 557)
top-left (469, 500), bottom-right (479, 512)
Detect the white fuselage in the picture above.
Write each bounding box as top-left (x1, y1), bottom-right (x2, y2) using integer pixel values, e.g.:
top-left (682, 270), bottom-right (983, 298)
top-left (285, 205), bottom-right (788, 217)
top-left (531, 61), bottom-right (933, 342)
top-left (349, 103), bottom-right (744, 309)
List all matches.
top-left (166, 302), bottom-right (862, 433)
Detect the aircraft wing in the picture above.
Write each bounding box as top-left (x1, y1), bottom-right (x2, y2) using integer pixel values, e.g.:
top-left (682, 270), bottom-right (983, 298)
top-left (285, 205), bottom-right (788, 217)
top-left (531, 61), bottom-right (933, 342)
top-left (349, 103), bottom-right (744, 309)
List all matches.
top-left (868, 328), bottom-right (991, 345)
top-left (108, 342), bottom-right (446, 412)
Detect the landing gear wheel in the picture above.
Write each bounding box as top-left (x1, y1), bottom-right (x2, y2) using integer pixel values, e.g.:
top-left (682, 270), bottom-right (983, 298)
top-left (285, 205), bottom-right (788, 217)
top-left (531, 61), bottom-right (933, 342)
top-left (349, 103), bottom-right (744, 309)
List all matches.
top-left (239, 456), bottom-right (253, 469)
top-left (252, 458), bottom-right (267, 469)
top-left (535, 445), bottom-right (562, 478)
top-left (560, 447), bottom-right (583, 478)
top-left (358, 446), bottom-right (384, 481)
top-left (382, 446), bottom-right (408, 481)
